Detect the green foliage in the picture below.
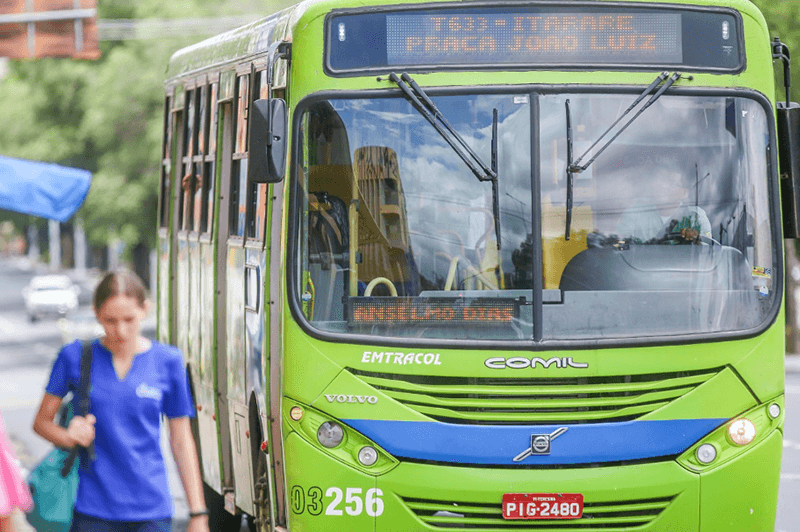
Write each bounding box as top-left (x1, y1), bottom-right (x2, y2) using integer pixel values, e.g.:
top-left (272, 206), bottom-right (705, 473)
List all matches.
top-left (0, 0), bottom-right (280, 250)
top-left (751, 0), bottom-right (800, 99)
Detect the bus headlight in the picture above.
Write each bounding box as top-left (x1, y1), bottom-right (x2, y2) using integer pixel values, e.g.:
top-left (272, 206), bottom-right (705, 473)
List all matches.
top-left (317, 421), bottom-right (344, 448)
top-left (284, 401), bottom-right (399, 475)
top-left (727, 418), bottom-right (756, 446)
top-left (768, 403), bottom-right (781, 419)
top-left (695, 443), bottom-right (717, 464)
top-left (677, 397), bottom-right (783, 473)
top-left (358, 446), bottom-right (379, 466)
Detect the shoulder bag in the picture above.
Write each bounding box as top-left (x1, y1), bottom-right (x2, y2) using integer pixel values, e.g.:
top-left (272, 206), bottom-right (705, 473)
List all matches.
top-left (26, 340), bottom-right (94, 532)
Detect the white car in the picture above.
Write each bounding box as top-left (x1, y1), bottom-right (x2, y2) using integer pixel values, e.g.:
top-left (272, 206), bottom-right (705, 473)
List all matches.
top-left (22, 275), bottom-right (80, 322)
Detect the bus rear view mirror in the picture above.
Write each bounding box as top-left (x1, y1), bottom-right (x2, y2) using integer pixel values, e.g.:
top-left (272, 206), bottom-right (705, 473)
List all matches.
top-left (777, 102), bottom-right (800, 238)
top-left (248, 98), bottom-right (287, 184)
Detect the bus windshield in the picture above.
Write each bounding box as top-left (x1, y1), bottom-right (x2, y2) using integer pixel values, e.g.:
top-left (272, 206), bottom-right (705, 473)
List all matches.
top-left (295, 91), bottom-right (776, 342)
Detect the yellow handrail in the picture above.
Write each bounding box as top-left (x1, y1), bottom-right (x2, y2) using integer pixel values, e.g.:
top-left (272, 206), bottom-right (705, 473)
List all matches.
top-left (364, 277), bottom-right (397, 296)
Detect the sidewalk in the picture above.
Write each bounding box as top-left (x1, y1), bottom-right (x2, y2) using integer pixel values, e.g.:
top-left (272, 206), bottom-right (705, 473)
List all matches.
top-left (787, 354), bottom-right (800, 374)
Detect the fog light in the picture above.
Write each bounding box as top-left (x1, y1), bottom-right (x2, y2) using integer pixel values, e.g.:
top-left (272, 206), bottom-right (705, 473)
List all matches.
top-left (768, 403), bottom-right (781, 419)
top-left (696, 443), bottom-right (717, 464)
top-left (290, 406), bottom-right (304, 421)
top-left (358, 446), bottom-right (378, 466)
top-left (317, 421), bottom-right (344, 448)
top-left (728, 418), bottom-right (756, 446)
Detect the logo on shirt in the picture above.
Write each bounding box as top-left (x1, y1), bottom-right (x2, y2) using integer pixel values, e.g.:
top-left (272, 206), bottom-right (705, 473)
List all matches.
top-left (136, 383), bottom-right (162, 401)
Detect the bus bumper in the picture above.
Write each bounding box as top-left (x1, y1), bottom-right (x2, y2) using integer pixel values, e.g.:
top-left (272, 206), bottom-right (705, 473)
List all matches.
top-left (283, 428), bottom-right (781, 531)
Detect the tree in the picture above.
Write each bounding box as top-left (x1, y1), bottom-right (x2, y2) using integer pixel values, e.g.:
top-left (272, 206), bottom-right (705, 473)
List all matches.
top-left (0, 0), bottom-right (280, 263)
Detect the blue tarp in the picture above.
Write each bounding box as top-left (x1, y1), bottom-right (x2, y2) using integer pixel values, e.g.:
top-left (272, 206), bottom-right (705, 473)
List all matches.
top-left (0, 156), bottom-right (91, 222)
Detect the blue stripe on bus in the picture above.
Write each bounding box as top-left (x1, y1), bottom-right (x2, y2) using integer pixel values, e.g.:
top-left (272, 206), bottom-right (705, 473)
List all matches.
top-left (342, 418), bottom-right (727, 465)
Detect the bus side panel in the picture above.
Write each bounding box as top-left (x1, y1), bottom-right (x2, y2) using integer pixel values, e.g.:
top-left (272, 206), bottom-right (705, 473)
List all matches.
top-left (157, 233), bottom-right (170, 344)
top-left (699, 430), bottom-right (782, 531)
top-left (188, 237), bottom-right (202, 375)
top-left (212, 100), bottom-right (235, 495)
top-left (196, 239), bottom-right (222, 492)
top-left (268, 180), bottom-right (287, 527)
top-left (227, 243), bottom-right (255, 513)
top-left (244, 245), bottom-right (267, 516)
top-left (176, 235), bottom-right (190, 358)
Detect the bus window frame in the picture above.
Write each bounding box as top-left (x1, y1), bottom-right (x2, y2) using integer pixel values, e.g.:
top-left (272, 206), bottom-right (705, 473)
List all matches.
top-left (246, 67), bottom-right (272, 243)
top-left (192, 81), bottom-right (207, 234)
top-left (180, 84), bottom-right (199, 234)
top-left (202, 79), bottom-right (220, 240)
top-left (322, 2), bottom-right (746, 78)
top-left (230, 71), bottom-right (251, 240)
top-left (286, 85), bottom-right (783, 350)
top-left (159, 96), bottom-right (173, 230)
top-left (185, 75), bottom-right (220, 240)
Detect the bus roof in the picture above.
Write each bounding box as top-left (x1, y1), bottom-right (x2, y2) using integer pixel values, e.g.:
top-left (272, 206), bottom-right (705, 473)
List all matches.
top-left (165, 4), bottom-right (298, 81)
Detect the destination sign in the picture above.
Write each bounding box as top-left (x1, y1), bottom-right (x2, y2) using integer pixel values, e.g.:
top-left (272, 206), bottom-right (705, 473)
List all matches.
top-left (387, 11), bottom-right (681, 65)
top-left (348, 297), bottom-right (519, 326)
top-left (326, 6), bottom-right (742, 73)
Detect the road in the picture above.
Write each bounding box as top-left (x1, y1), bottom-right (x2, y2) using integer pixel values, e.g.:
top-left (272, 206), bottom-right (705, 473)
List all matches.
top-left (1, 256), bottom-right (799, 531)
top-left (778, 365), bottom-right (800, 532)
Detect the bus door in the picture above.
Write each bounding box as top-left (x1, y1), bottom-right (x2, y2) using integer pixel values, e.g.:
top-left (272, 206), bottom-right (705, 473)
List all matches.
top-left (230, 67), bottom-right (279, 521)
top-left (244, 81), bottom-right (275, 525)
top-left (226, 69), bottom-right (259, 517)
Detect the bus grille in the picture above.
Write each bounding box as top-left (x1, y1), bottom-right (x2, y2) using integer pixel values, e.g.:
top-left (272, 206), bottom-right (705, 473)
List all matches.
top-left (347, 367), bottom-right (721, 425)
top-left (402, 495), bottom-right (674, 529)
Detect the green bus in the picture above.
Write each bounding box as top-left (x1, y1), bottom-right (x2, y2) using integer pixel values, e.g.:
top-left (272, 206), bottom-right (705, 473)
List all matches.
top-left (158, 0), bottom-right (800, 530)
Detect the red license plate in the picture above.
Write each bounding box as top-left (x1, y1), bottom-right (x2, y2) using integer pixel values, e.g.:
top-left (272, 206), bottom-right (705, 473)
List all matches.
top-left (502, 493), bottom-right (583, 520)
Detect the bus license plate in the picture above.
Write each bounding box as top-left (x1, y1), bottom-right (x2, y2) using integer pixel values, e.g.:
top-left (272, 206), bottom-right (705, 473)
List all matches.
top-left (502, 493), bottom-right (583, 520)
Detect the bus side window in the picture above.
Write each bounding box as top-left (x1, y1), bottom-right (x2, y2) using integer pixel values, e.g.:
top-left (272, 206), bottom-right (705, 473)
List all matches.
top-left (182, 87), bottom-right (198, 232)
top-left (201, 83), bottom-right (218, 235)
top-left (159, 96), bottom-right (173, 229)
top-left (247, 70), bottom-right (269, 241)
top-left (193, 86), bottom-right (206, 231)
top-left (230, 74), bottom-right (249, 237)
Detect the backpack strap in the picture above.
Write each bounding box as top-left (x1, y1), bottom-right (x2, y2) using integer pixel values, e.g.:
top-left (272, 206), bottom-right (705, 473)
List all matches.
top-left (60, 340), bottom-right (95, 477)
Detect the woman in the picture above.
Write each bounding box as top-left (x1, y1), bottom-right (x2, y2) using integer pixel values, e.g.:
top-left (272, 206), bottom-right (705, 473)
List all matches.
top-left (0, 409), bottom-right (32, 532)
top-left (33, 271), bottom-right (209, 532)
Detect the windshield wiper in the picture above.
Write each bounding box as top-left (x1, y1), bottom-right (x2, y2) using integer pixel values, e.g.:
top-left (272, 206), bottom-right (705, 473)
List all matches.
top-left (390, 72), bottom-right (501, 248)
top-left (570, 72), bottom-right (671, 173)
top-left (564, 71), bottom-right (682, 240)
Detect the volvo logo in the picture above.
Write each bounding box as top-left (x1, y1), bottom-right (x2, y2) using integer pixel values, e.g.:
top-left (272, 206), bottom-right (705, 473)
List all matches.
top-left (513, 427), bottom-right (568, 461)
top-left (324, 394), bottom-right (378, 404)
top-left (485, 357), bottom-right (588, 369)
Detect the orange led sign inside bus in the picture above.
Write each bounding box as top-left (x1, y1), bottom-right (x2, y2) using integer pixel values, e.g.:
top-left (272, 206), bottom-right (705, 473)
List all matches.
top-left (349, 297), bottom-right (519, 326)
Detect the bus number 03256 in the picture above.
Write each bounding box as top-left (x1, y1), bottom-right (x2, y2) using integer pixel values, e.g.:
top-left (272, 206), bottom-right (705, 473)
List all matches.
top-left (291, 486), bottom-right (385, 517)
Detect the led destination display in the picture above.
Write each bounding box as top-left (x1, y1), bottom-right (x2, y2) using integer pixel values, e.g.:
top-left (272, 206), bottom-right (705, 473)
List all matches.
top-left (349, 297), bottom-right (519, 326)
top-left (326, 5), bottom-right (742, 73)
top-left (386, 11), bottom-right (682, 65)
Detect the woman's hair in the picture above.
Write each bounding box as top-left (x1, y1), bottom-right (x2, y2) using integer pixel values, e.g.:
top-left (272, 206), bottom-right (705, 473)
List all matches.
top-left (93, 270), bottom-right (148, 310)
